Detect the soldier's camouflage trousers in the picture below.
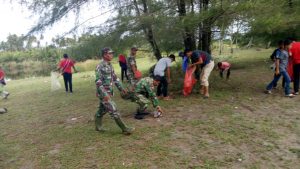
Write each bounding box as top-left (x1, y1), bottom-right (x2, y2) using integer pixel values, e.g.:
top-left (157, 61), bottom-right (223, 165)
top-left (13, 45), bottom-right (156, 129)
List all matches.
top-left (95, 98), bottom-right (131, 133)
top-left (120, 91), bottom-right (150, 112)
top-left (133, 93), bottom-right (150, 112)
top-left (96, 99), bottom-right (120, 118)
top-left (127, 74), bottom-right (138, 87)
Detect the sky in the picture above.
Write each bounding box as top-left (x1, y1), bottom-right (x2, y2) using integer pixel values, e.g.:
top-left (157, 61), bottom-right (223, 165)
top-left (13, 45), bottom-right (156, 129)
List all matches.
top-left (0, 0), bottom-right (112, 45)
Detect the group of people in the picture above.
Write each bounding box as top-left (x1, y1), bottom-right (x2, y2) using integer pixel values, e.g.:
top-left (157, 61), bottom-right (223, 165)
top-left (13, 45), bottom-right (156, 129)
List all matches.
top-left (180, 49), bottom-right (231, 97)
top-left (94, 46), bottom-right (232, 135)
top-left (0, 43), bottom-right (233, 135)
top-left (266, 38), bottom-right (300, 97)
top-left (3, 38), bottom-right (298, 135)
top-left (94, 47), bottom-right (166, 135)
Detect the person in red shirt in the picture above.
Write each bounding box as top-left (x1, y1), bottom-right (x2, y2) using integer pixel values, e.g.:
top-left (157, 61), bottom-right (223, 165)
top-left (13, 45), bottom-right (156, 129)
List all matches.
top-left (57, 54), bottom-right (78, 93)
top-left (289, 38), bottom-right (300, 94)
top-left (118, 54), bottom-right (128, 82)
top-left (0, 67), bottom-right (9, 99)
top-left (217, 61), bottom-right (231, 80)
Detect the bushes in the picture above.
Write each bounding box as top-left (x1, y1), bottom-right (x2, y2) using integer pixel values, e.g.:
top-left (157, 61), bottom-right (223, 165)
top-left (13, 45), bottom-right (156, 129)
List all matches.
top-left (2, 60), bottom-right (52, 79)
top-left (0, 47), bottom-right (63, 79)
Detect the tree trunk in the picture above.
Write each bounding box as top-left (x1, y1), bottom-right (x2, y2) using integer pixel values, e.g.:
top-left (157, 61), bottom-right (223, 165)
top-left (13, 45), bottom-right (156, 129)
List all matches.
top-left (219, 39), bottom-right (222, 55)
top-left (198, 23), bottom-right (202, 50)
top-left (288, 0), bottom-right (293, 8)
top-left (230, 37), bottom-right (234, 54)
top-left (198, 0), bottom-right (212, 54)
top-left (246, 37), bottom-right (253, 49)
top-left (266, 41), bottom-right (271, 49)
top-left (133, 0), bottom-right (162, 60)
top-left (177, 0), bottom-right (196, 50)
top-left (201, 29), bottom-right (212, 53)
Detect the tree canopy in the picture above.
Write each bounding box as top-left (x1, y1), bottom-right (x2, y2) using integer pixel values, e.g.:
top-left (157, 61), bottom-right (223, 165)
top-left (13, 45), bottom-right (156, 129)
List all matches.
top-left (6, 0), bottom-right (299, 60)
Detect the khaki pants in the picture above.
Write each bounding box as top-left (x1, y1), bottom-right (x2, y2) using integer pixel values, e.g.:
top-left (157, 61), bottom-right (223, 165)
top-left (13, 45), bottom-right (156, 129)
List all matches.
top-left (200, 60), bottom-right (215, 86)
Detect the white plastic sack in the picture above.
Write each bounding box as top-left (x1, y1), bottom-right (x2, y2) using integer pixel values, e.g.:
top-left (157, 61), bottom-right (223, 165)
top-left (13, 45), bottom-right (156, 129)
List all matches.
top-left (51, 72), bottom-right (61, 91)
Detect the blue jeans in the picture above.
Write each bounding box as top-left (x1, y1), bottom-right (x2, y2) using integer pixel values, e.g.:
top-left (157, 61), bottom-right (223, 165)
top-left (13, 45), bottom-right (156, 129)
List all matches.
top-left (266, 71), bottom-right (291, 95)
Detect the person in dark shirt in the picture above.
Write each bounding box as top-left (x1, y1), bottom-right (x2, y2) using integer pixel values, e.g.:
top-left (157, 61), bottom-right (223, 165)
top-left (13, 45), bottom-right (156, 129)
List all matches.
top-left (184, 49), bottom-right (215, 98)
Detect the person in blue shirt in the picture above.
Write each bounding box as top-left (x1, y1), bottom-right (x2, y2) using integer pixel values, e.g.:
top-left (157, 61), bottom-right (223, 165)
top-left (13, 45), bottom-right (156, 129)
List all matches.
top-left (266, 39), bottom-right (294, 97)
top-left (270, 40), bottom-right (285, 89)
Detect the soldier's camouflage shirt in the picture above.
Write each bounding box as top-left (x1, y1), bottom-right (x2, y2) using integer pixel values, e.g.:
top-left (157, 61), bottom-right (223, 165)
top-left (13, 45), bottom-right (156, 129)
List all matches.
top-left (126, 55), bottom-right (137, 85)
top-left (135, 77), bottom-right (159, 107)
top-left (95, 60), bottom-right (124, 98)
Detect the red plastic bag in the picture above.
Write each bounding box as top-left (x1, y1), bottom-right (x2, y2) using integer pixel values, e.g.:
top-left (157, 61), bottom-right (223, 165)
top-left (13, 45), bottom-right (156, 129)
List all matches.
top-left (135, 70), bottom-right (142, 79)
top-left (183, 67), bottom-right (197, 96)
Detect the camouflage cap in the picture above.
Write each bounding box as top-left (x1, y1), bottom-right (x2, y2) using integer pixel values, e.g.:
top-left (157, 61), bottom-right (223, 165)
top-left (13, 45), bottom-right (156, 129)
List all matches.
top-left (101, 47), bottom-right (114, 56)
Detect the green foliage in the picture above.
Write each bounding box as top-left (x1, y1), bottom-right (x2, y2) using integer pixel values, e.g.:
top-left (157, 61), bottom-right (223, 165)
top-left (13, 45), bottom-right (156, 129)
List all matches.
top-left (243, 0), bottom-right (300, 45)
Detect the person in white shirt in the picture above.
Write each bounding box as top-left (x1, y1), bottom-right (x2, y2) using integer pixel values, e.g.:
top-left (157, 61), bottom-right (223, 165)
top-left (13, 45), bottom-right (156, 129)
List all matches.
top-left (154, 54), bottom-right (175, 100)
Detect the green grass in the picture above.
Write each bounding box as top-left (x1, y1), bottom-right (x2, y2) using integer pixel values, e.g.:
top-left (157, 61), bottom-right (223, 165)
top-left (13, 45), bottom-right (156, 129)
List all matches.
top-left (1, 48), bottom-right (300, 168)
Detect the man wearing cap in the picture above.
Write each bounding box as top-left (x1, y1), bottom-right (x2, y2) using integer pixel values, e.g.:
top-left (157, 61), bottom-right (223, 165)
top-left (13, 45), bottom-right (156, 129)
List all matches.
top-left (95, 47), bottom-right (134, 135)
top-left (132, 76), bottom-right (163, 119)
top-left (126, 46), bottom-right (139, 87)
top-left (154, 54), bottom-right (176, 100)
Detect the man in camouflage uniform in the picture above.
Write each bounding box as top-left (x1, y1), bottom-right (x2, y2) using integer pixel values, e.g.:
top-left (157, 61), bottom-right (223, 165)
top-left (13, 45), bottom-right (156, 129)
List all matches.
top-left (95, 47), bottom-right (134, 135)
top-left (133, 76), bottom-right (163, 119)
top-left (126, 46), bottom-right (139, 87)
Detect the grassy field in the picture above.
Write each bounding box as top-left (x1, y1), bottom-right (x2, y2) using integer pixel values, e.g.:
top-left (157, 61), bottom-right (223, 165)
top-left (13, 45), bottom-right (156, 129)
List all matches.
top-left (1, 49), bottom-right (300, 169)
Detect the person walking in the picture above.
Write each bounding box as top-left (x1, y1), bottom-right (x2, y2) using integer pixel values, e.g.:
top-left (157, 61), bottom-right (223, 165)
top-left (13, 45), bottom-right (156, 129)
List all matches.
top-left (266, 39), bottom-right (295, 97)
top-left (118, 54), bottom-right (129, 82)
top-left (57, 54), bottom-right (78, 93)
top-left (95, 47), bottom-right (134, 135)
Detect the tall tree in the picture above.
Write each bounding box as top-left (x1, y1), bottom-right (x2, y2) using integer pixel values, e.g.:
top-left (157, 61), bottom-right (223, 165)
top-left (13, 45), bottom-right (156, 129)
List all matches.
top-left (133, 0), bottom-right (162, 60)
top-left (177, 0), bottom-right (196, 50)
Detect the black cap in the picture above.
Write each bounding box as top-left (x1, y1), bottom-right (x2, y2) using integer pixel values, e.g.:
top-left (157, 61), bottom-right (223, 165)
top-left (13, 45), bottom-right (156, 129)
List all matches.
top-left (169, 54), bottom-right (176, 61)
top-left (153, 75), bottom-right (161, 81)
top-left (101, 47), bottom-right (114, 56)
top-left (63, 53), bottom-right (68, 58)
